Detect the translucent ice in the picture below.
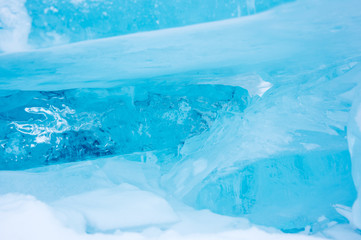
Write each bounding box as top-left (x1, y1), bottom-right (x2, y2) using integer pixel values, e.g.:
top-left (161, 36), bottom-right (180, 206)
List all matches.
top-left (0, 85), bottom-right (248, 169)
top-left (348, 82), bottom-right (361, 229)
top-left (1, 0), bottom-right (361, 239)
top-left (24, 0), bottom-right (293, 49)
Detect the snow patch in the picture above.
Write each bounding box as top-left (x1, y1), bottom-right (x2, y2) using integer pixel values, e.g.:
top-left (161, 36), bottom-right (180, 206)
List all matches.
top-left (52, 184), bottom-right (178, 231)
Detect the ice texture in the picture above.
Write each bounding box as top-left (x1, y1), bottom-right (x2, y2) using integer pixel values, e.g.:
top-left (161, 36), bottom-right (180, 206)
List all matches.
top-left (0, 0), bottom-right (293, 52)
top-left (1, 0), bottom-right (361, 239)
top-left (0, 85), bottom-right (248, 169)
top-left (24, 0), bottom-right (293, 49)
top-left (0, 0), bottom-right (31, 52)
top-left (348, 83), bottom-right (361, 229)
top-left (0, 156), bottom-right (328, 239)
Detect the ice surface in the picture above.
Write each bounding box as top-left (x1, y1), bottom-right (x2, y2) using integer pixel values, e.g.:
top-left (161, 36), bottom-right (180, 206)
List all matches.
top-left (0, 156), bottom-right (330, 240)
top-left (0, 0), bottom-right (293, 52)
top-left (0, 0), bottom-right (31, 52)
top-left (23, 0), bottom-right (292, 49)
top-left (1, 0), bottom-right (361, 239)
top-left (348, 83), bottom-right (361, 229)
top-left (1, 0), bottom-right (361, 90)
top-left (160, 64), bottom-right (361, 230)
top-left (0, 85), bottom-right (248, 169)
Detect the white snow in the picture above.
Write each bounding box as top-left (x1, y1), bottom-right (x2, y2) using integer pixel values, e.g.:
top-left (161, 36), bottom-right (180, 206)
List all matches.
top-left (0, 193), bottom-right (326, 240)
top-left (52, 184), bottom-right (178, 231)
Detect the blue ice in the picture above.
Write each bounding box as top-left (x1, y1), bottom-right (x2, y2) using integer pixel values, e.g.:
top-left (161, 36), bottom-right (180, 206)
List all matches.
top-left (0, 0), bottom-right (361, 239)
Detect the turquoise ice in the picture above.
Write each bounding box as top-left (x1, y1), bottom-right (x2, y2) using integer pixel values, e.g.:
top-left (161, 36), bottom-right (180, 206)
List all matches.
top-left (0, 0), bottom-right (361, 239)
